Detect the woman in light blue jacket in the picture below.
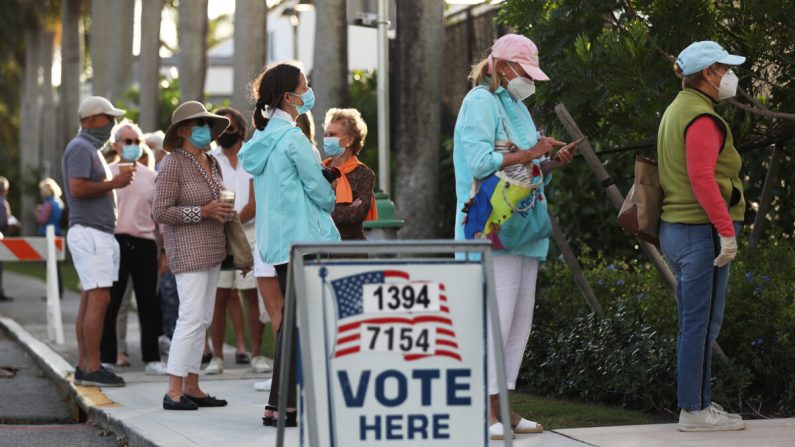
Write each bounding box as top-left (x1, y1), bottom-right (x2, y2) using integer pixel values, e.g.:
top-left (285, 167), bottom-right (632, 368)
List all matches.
top-left (454, 34), bottom-right (574, 440)
top-left (238, 62), bottom-right (339, 427)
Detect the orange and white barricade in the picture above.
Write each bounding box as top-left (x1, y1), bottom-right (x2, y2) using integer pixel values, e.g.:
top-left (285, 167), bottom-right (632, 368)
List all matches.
top-left (0, 225), bottom-right (66, 344)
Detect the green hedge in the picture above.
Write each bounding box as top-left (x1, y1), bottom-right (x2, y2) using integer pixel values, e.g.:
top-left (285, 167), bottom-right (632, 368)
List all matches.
top-left (519, 235), bottom-right (795, 416)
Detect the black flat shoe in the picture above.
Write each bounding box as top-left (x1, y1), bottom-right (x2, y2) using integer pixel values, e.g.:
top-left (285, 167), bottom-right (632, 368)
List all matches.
top-left (184, 394), bottom-right (227, 407)
top-left (163, 394), bottom-right (198, 410)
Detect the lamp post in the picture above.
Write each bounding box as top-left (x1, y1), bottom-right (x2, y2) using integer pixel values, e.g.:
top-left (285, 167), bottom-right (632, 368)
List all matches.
top-left (376, 0), bottom-right (390, 196)
top-left (281, 7), bottom-right (299, 59)
top-left (358, 0), bottom-right (404, 238)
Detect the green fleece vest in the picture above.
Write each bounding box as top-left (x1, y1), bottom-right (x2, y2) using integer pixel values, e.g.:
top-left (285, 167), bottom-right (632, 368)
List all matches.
top-left (657, 88), bottom-right (745, 224)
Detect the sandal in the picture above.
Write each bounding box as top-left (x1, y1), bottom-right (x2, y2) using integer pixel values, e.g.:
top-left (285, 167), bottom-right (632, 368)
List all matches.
top-left (235, 351), bottom-right (251, 364)
top-left (488, 422), bottom-right (515, 440)
top-left (262, 405), bottom-right (277, 426)
top-left (512, 417), bottom-right (544, 434)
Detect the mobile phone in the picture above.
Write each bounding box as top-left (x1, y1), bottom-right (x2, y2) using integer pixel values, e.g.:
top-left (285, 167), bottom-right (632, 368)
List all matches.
top-left (560, 137), bottom-right (585, 153)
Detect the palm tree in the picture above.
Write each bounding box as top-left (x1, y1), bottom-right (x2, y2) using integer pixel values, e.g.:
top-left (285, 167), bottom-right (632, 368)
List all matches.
top-left (232, 0), bottom-right (268, 124)
top-left (139, 0), bottom-right (164, 132)
top-left (20, 28), bottom-right (42, 235)
top-left (312, 0), bottom-right (348, 151)
top-left (393, 0), bottom-right (444, 238)
top-left (178, 0), bottom-right (208, 102)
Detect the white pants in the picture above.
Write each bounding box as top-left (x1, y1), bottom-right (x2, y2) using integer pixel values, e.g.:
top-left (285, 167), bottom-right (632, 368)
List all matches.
top-left (488, 255), bottom-right (539, 395)
top-left (166, 264), bottom-right (221, 377)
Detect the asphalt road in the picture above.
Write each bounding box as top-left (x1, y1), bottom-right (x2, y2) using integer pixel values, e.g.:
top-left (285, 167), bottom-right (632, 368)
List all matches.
top-left (0, 328), bottom-right (120, 446)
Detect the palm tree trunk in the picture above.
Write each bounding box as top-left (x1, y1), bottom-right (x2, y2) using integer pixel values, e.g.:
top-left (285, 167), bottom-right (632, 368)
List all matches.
top-left (20, 29), bottom-right (42, 236)
top-left (90, 0), bottom-right (112, 97)
top-left (393, 0), bottom-right (444, 238)
top-left (312, 0), bottom-right (348, 151)
top-left (139, 0), bottom-right (164, 132)
top-left (232, 0), bottom-right (268, 125)
top-left (40, 30), bottom-right (57, 180)
top-left (108, 0), bottom-right (136, 102)
top-left (60, 0), bottom-right (83, 182)
top-left (178, 0), bottom-right (208, 102)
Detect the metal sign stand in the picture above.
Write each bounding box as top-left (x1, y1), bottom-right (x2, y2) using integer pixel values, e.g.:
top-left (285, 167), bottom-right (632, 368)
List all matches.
top-left (275, 240), bottom-right (512, 447)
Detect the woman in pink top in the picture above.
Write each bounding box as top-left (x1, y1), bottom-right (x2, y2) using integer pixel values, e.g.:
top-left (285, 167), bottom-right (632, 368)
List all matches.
top-left (100, 121), bottom-right (167, 375)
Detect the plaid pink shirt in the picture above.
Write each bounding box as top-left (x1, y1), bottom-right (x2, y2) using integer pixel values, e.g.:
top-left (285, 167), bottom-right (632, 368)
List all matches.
top-left (153, 149), bottom-right (227, 274)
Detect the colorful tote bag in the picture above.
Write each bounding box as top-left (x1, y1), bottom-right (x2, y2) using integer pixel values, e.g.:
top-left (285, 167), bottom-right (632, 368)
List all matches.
top-left (462, 149), bottom-right (552, 251)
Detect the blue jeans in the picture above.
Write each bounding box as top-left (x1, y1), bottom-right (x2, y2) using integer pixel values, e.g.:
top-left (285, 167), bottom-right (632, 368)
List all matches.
top-left (158, 272), bottom-right (180, 339)
top-left (659, 221), bottom-right (740, 411)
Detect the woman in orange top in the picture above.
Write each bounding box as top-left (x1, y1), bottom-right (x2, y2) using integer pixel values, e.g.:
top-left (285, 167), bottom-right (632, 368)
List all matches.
top-left (322, 108), bottom-right (377, 240)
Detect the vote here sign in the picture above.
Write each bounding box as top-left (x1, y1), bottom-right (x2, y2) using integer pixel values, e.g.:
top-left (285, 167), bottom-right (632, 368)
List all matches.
top-left (298, 261), bottom-right (488, 447)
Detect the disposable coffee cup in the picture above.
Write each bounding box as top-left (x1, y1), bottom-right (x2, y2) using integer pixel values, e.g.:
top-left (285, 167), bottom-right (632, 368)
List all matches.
top-left (220, 190), bottom-right (235, 204)
top-left (118, 162), bottom-right (135, 173)
top-left (220, 190), bottom-right (235, 221)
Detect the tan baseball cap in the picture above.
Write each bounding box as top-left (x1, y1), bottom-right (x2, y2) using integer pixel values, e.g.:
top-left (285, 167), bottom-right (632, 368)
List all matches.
top-left (78, 96), bottom-right (125, 119)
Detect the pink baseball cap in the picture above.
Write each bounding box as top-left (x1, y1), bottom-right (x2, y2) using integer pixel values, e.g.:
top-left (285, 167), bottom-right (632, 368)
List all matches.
top-left (489, 34), bottom-right (549, 81)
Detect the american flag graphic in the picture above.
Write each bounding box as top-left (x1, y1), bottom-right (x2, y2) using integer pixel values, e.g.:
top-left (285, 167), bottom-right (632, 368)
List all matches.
top-left (330, 270), bottom-right (462, 362)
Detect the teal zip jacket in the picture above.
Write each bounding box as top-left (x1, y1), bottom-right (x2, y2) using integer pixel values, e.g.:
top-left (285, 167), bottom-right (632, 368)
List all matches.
top-left (453, 83), bottom-right (550, 260)
top-left (238, 114), bottom-right (340, 265)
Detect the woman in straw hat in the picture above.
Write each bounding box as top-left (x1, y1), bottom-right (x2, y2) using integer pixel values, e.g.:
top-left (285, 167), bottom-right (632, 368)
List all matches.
top-left (454, 34), bottom-right (576, 439)
top-left (153, 101), bottom-right (233, 411)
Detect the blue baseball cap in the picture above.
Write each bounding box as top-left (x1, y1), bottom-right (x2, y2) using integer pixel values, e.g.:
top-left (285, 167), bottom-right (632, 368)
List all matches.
top-left (676, 41), bottom-right (746, 76)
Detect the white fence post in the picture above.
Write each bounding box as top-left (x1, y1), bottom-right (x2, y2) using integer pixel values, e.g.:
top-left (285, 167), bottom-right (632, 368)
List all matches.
top-left (46, 225), bottom-right (65, 345)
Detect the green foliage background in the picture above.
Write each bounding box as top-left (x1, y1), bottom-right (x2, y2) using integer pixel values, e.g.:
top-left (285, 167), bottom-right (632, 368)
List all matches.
top-left (496, 0), bottom-right (795, 257)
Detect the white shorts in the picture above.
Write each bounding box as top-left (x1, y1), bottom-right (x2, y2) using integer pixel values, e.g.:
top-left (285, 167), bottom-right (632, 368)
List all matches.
top-left (252, 241), bottom-right (276, 278)
top-left (217, 269), bottom-right (256, 290)
top-left (67, 225), bottom-right (120, 290)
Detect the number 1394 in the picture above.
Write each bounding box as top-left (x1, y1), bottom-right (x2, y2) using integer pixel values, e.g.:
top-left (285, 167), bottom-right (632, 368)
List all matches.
top-left (362, 283), bottom-right (440, 313)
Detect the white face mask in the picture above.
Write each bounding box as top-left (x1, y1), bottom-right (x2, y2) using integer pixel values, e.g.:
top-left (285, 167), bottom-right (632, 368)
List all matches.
top-left (710, 69), bottom-right (739, 100)
top-left (505, 63), bottom-right (536, 101)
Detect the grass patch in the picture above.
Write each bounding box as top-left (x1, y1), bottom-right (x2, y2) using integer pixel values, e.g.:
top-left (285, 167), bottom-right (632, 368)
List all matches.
top-left (223, 293), bottom-right (276, 357)
top-left (510, 392), bottom-right (665, 429)
top-left (4, 261), bottom-right (81, 292)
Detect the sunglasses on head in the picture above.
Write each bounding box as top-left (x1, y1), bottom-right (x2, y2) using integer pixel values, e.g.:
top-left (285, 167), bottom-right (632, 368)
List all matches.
top-left (122, 138), bottom-right (140, 145)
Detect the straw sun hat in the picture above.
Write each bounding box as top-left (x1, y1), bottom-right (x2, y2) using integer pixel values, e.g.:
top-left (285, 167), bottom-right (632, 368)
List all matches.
top-left (163, 101), bottom-right (230, 150)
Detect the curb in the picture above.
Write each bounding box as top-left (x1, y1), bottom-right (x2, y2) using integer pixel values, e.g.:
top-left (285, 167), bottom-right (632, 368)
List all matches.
top-left (0, 315), bottom-right (158, 447)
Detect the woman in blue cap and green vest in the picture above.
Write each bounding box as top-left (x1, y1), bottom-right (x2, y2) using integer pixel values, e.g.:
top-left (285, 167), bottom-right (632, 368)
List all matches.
top-left (657, 41), bottom-right (747, 432)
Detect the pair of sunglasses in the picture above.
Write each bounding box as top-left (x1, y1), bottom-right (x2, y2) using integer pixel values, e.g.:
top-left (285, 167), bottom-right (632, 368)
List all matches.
top-left (194, 118), bottom-right (210, 127)
top-left (122, 138), bottom-right (140, 145)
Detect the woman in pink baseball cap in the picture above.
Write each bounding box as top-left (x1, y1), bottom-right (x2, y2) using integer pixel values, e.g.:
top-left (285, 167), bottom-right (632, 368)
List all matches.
top-left (453, 33), bottom-right (578, 440)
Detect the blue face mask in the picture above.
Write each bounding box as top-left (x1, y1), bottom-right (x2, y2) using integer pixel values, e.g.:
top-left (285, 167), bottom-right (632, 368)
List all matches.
top-left (323, 137), bottom-right (345, 157)
top-left (188, 125), bottom-right (212, 149)
top-left (121, 144), bottom-right (142, 161)
top-left (289, 88), bottom-right (315, 115)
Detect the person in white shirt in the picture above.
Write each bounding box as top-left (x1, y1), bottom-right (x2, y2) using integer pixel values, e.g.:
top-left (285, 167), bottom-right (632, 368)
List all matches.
top-left (204, 107), bottom-right (271, 375)
top-left (101, 121), bottom-right (167, 375)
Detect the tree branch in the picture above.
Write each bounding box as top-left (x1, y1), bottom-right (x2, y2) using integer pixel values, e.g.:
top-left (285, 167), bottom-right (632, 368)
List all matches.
top-left (726, 97), bottom-right (795, 121)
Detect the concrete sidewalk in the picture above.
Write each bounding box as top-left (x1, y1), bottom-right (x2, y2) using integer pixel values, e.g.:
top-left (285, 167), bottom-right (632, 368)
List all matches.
top-left (2, 270), bottom-right (794, 447)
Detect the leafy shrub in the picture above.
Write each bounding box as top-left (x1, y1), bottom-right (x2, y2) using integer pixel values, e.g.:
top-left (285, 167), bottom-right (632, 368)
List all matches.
top-left (519, 235), bottom-right (795, 416)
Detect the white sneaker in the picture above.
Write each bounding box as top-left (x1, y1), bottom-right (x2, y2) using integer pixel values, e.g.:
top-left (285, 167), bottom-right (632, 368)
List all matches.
top-left (203, 357), bottom-right (223, 375)
top-left (250, 356), bottom-right (272, 373)
top-left (254, 378), bottom-right (272, 391)
top-left (679, 406), bottom-right (745, 432)
top-left (145, 361), bottom-right (168, 375)
top-left (158, 335), bottom-right (171, 356)
top-left (710, 402), bottom-right (742, 420)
